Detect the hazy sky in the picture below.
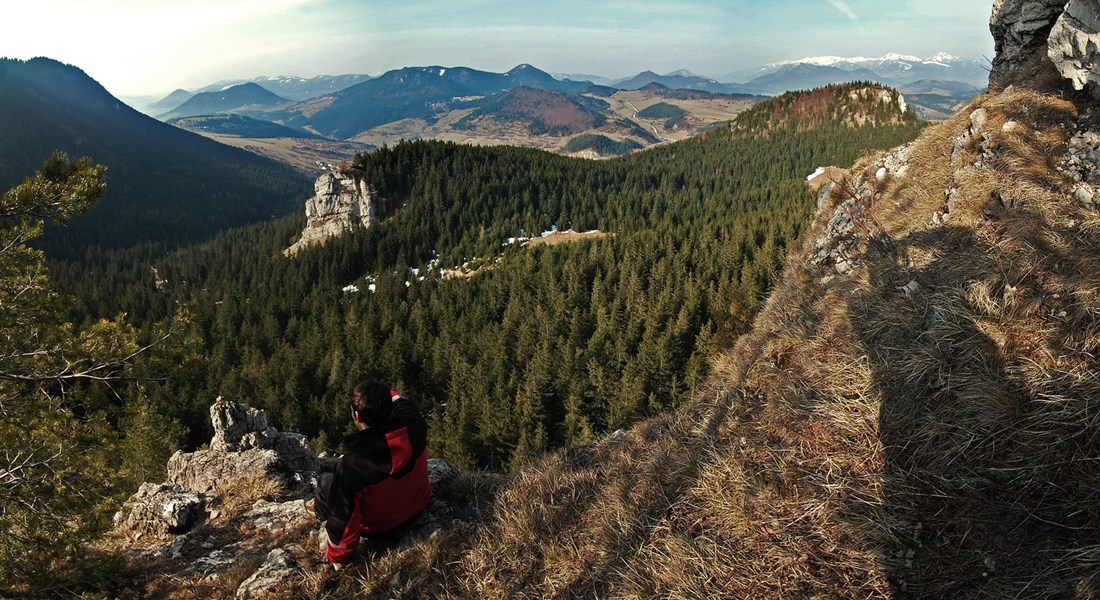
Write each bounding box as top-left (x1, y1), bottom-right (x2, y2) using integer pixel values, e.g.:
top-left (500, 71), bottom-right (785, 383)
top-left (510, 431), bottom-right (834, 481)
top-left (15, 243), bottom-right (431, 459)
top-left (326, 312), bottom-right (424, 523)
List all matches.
top-left (1, 0), bottom-right (995, 96)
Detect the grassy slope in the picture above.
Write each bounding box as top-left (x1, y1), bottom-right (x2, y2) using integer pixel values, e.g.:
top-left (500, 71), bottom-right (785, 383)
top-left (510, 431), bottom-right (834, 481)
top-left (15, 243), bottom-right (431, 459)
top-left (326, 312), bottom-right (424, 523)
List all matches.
top-left (285, 88), bottom-right (1100, 598)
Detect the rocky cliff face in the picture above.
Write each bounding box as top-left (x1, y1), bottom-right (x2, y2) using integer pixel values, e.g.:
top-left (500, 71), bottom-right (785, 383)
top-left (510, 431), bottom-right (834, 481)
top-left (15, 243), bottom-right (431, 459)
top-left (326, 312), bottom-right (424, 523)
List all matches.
top-left (285, 170), bottom-right (385, 256)
top-left (990, 0), bottom-right (1100, 97)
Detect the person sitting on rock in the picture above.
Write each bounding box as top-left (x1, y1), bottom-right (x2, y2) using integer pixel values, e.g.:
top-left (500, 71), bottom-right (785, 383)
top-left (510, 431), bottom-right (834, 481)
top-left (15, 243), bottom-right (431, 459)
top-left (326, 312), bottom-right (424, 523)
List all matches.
top-left (307, 381), bottom-right (431, 566)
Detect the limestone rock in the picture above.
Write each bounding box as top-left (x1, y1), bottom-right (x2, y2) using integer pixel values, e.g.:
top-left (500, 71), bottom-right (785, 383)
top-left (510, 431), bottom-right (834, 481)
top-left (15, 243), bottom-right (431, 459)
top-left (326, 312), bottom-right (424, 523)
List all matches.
top-left (989, 0), bottom-right (1067, 86)
top-left (809, 144), bottom-right (911, 277)
top-left (236, 549), bottom-right (298, 599)
top-left (113, 483), bottom-right (208, 536)
top-left (166, 398), bottom-right (319, 495)
top-left (244, 498), bottom-right (312, 531)
top-left (1048, 0), bottom-right (1100, 97)
top-left (286, 170), bottom-right (385, 255)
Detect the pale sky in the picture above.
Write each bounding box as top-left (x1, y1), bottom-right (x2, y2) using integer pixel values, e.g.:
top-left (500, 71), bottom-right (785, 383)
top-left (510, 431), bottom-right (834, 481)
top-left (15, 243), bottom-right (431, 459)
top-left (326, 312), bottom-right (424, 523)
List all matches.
top-left (0, 0), bottom-right (995, 97)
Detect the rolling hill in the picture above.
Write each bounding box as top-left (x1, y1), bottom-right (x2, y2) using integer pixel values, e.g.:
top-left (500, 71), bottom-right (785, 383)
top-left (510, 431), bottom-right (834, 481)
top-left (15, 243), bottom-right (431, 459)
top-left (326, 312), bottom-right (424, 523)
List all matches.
top-left (0, 57), bottom-right (310, 256)
top-left (168, 114), bottom-right (323, 139)
top-left (159, 82), bottom-right (291, 119)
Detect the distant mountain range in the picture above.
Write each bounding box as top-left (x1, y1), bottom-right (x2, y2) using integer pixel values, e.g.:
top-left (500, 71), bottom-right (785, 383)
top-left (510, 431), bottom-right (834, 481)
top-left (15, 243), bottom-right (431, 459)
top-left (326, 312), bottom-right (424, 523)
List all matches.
top-left (193, 74), bottom-right (373, 101)
top-left (755, 53), bottom-right (988, 88)
top-left (160, 82), bottom-right (291, 120)
top-left (0, 57), bottom-right (309, 256)
top-left (612, 70), bottom-right (747, 95)
top-left (131, 52), bottom-right (985, 165)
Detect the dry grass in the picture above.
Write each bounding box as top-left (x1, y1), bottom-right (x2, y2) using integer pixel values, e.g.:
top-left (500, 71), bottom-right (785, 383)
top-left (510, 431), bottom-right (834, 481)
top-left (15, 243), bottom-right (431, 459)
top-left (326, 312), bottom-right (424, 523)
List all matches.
top-left (215, 474), bottom-right (288, 520)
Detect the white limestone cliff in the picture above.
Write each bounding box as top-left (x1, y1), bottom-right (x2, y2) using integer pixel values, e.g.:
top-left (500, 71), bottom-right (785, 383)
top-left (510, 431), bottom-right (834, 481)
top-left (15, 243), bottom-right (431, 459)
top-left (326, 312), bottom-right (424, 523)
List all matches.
top-left (285, 170), bottom-right (384, 256)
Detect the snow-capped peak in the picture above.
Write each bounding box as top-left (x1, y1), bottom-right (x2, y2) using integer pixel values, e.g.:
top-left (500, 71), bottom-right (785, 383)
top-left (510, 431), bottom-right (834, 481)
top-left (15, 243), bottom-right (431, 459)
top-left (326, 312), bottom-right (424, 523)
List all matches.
top-left (769, 55), bottom-right (873, 67)
top-left (766, 52), bottom-right (964, 69)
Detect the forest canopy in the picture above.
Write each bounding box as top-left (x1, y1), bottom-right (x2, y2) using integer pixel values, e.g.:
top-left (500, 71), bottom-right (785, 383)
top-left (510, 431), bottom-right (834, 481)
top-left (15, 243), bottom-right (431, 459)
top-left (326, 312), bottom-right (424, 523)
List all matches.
top-left (51, 111), bottom-right (924, 471)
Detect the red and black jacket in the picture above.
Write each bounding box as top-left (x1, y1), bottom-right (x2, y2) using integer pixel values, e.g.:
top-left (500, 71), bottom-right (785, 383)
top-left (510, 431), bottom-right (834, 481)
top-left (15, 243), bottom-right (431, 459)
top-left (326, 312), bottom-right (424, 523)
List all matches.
top-left (323, 392), bottom-right (431, 563)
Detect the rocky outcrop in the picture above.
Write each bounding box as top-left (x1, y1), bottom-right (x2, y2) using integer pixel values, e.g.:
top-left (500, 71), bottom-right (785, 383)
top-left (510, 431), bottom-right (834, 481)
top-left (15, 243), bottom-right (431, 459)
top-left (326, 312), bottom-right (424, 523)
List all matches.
top-left (989, 0), bottom-right (1066, 86)
top-left (285, 170), bottom-right (384, 255)
top-left (1048, 0), bottom-right (1100, 97)
top-left (165, 398), bottom-right (319, 494)
top-left (810, 143), bottom-right (913, 280)
top-left (111, 397), bottom-right (469, 595)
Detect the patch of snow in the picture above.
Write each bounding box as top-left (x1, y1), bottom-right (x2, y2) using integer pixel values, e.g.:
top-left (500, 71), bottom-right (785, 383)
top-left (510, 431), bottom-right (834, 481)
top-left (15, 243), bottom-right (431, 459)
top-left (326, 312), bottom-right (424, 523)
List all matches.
top-left (368, 283), bottom-right (377, 293)
top-left (342, 284), bottom-right (359, 293)
top-left (807, 166), bottom-right (826, 181)
top-left (880, 52), bottom-right (923, 62)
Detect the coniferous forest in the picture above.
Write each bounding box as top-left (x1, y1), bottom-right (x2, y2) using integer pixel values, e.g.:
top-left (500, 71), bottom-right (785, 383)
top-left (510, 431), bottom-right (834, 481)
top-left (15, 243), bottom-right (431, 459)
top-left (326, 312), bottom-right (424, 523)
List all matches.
top-left (50, 115), bottom-right (923, 471)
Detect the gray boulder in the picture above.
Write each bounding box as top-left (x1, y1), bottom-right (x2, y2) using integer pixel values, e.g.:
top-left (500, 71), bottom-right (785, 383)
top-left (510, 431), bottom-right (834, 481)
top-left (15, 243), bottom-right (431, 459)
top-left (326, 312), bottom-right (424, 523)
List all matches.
top-left (113, 482), bottom-right (208, 536)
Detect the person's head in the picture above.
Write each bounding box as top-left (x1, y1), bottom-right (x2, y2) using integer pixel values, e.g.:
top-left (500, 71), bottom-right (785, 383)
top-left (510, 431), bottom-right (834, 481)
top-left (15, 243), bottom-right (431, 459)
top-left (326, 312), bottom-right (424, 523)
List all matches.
top-left (350, 380), bottom-right (393, 429)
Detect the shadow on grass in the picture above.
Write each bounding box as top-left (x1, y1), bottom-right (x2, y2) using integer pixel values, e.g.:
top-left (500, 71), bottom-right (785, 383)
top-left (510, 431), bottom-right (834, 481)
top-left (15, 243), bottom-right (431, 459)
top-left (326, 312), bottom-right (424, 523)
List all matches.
top-left (851, 221), bottom-right (1100, 598)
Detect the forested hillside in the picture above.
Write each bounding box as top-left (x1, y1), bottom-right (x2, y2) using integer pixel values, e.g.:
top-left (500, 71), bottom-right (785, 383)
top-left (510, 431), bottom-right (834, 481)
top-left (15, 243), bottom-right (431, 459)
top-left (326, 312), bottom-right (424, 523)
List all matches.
top-left (51, 85), bottom-right (923, 470)
top-left (0, 58), bottom-right (310, 258)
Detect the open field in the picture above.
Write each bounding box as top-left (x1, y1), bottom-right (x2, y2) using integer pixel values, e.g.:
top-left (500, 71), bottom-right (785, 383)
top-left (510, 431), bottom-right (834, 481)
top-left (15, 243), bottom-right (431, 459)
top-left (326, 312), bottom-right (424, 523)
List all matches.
top-left (192, 133), bottom-right (372, 175)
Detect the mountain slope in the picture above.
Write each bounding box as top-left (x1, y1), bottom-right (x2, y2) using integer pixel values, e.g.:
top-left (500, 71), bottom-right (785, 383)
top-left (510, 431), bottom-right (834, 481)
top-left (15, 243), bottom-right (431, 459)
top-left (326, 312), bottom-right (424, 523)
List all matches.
top-left (761, 53), bottom-right (990, 88)
top-left (453, 86), bottom-right (608, 135)
top-left (0, 57), bottom-right (310, 256)
top-left (168, 114), bottom-right (324, 139)
top-left (725, 82), bottom-right (919, 135)
top-left (147, 88), bottom-right (194, 114)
